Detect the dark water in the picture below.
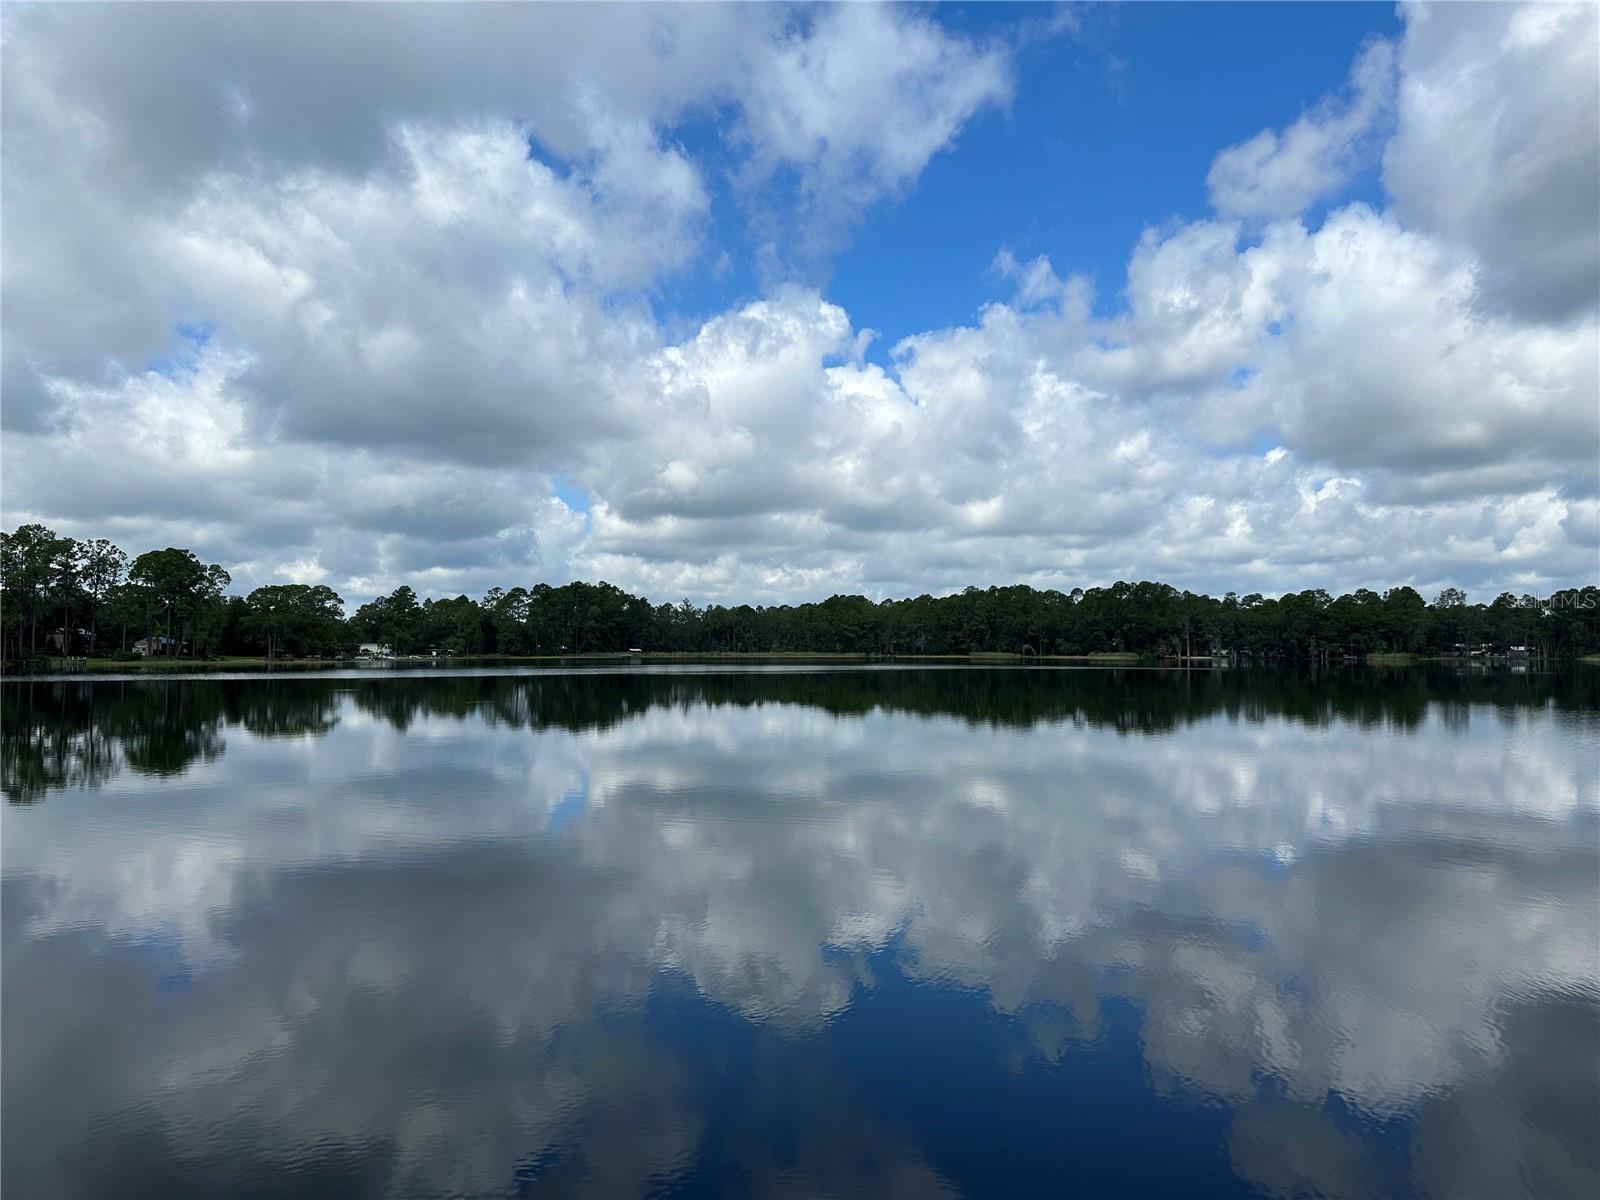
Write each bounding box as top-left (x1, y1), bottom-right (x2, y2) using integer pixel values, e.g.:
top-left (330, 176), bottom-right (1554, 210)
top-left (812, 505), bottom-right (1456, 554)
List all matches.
top-left (4, 666), bottom-right (1597, 1199)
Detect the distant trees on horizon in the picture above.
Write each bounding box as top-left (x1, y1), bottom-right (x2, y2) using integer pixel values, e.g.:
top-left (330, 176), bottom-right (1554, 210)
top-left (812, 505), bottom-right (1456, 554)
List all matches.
top-left (3, 523), bottom-right (1597, 665)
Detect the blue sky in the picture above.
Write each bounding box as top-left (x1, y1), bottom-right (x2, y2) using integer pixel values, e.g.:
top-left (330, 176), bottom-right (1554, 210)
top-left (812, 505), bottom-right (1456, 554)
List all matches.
top-left (661, 2), bottom-right (1401, 350)
top-left (3, 2), bottom-right (1595, 603)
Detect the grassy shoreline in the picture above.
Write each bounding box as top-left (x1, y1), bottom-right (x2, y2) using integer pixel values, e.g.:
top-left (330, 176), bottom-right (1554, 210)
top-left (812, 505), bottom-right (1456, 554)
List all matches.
top-left (16, 649), bottom-right (1150, 675)
top-left (8, 648), bottom-right (1577, 676)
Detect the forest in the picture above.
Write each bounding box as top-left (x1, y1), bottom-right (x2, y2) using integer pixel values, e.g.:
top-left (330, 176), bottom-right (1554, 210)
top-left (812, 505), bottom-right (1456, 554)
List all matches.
top-left (4, 523), bottom-right (1597, 664)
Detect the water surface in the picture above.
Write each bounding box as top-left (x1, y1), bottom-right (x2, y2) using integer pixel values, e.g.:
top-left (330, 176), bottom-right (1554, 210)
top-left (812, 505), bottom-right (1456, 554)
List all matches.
top-left (4, 667), bottom-right (1597, 1198)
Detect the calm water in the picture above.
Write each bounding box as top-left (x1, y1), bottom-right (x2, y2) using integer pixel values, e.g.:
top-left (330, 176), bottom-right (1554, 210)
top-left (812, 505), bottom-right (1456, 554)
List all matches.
top-left (3, 666), bottom-right (1597, 1199)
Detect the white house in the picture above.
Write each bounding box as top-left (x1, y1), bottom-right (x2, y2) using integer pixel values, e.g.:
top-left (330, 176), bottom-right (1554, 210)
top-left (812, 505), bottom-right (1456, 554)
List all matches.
top-left (357, 643), bottom-right (392, 658)
top-left (132, 635), bottom-right (185, 657)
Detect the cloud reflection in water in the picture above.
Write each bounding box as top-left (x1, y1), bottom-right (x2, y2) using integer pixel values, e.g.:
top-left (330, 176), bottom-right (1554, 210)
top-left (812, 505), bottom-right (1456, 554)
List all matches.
top-left (4, 668), bottom-right (1596, 1198)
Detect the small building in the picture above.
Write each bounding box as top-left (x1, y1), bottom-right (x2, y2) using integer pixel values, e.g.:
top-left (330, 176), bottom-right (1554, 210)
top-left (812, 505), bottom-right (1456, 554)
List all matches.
top-left (132, 635), bottom-right (186, 657)
top-left (47, 628), bottom-right (95, 652)
top-left (357, 643), bottom-right (392, 658)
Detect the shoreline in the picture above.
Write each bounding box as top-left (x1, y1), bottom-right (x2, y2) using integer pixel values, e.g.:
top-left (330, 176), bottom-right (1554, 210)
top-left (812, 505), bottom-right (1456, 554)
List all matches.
top-left (9, 649), bottom-right (1144, 676)
top-left (7, 649), bottom-right (1591, 681)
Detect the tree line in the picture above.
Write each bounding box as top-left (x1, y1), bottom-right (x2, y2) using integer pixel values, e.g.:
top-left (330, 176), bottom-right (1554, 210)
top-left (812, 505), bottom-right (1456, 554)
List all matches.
top-left (4, 523), bottom-right (1597, 664)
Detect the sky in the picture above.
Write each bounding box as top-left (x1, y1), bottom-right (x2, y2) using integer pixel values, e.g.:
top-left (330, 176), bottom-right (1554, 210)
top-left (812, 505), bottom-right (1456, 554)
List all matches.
top-left (3, 1), bottom-right (1596, 606)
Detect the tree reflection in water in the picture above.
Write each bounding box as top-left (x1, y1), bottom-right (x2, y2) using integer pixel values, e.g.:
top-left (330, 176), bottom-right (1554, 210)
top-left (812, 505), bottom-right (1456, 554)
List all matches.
top-left (6, 665), bottom-right (1595, 803)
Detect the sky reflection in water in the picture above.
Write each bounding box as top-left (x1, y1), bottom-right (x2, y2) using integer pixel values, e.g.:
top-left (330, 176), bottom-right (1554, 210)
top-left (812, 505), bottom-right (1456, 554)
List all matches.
top-left (3, 668), bottom-right (1597, 1199)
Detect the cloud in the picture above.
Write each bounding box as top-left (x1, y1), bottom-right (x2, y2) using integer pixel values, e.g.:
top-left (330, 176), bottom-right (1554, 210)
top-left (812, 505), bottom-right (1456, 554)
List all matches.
top-left (734, 3), bottom-right (1012, 260)
top-left (1208, 39), bottom-right (1396, 220)
top-left (1214, 206), bottom-right (1599, 488)
top-left (1383, 1), bottom-right (1600, 322)
top-left (1, 2), bottom-right (1595, 605)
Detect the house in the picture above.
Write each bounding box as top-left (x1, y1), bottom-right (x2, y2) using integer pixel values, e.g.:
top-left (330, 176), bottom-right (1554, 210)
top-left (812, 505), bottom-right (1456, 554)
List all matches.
top-left (357, 643), bottom-right (392, 658)
top-left (47, 628), bottom-right (95, 652)
top-left (132, 635), bottom-right (186, 657)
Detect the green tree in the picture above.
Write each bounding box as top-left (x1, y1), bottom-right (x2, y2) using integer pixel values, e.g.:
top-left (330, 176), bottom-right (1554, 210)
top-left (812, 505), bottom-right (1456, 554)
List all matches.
top-left (1381, 586), bottom-right (1428, 653)
top-left (78, 538), bottom-right (129, 653)
top-left (1, 524), bottom-right (70, 658)
top-left (129, 548), bottom-right (206, 655)
top-left (352, 586), bottom-right (423, 654)
top-left (243, 584), bottom-right (346, 658)
top-left (126, 548), bottom-right (229, 656)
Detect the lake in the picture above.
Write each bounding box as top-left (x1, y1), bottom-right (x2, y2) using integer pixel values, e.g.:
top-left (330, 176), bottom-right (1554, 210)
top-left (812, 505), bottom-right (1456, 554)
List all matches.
top-left (3, 665), bottom-right (1597, 1198)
